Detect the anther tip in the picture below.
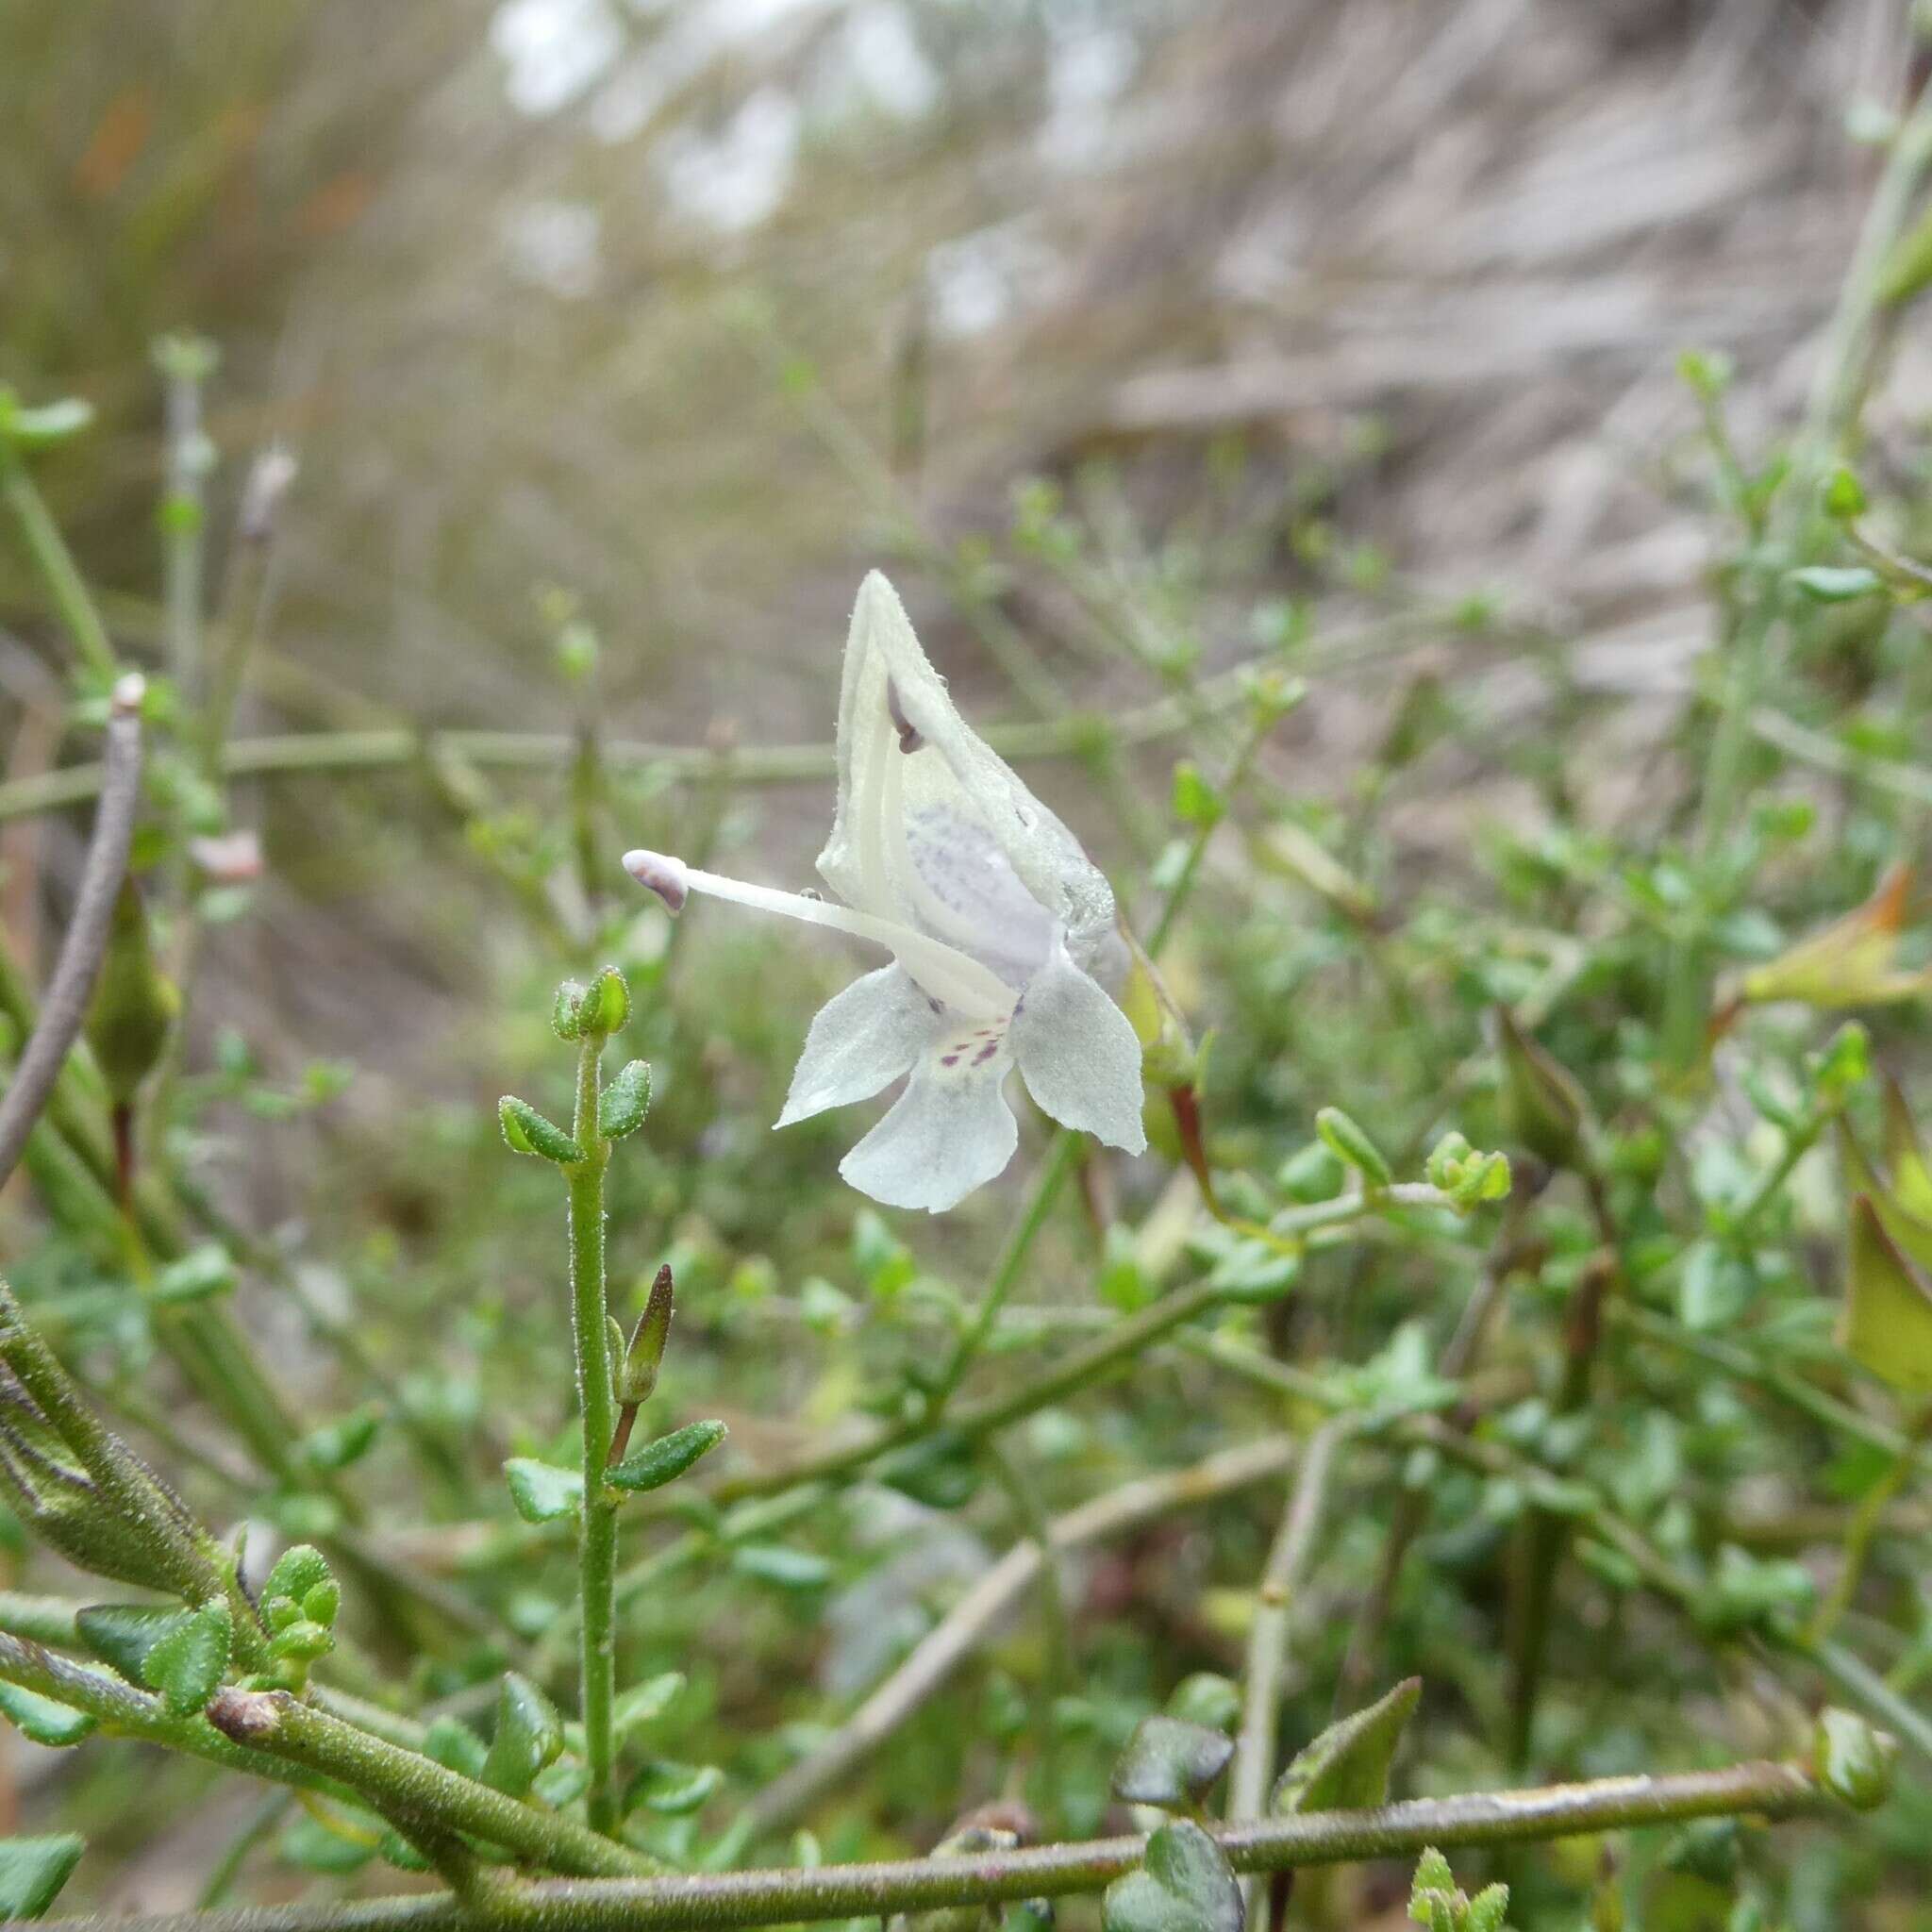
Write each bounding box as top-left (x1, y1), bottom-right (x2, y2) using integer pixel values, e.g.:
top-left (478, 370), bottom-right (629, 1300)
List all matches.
top-left (623, 848), bottom-right (689, 912)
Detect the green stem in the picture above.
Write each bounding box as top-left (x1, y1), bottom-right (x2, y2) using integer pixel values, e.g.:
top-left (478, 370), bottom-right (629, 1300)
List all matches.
top-left (931, 1130), bottom-right (1082, 1409)
top-left (0, 1284), bottom-right (262, 1660)
top-left (32, 1759), bottom-right (1827, 1932)
top-left (567, 1036), bottom-right (620, 1835)
top-left (0, 458), bottom-right (117, 683)
top-left (202, 1687), bottom-right (660, 1878)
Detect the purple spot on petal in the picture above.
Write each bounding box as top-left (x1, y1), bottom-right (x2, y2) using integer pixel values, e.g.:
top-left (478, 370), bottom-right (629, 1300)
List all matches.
top-left (941, 1054), bottom-right (960, 1067)
top-left (974, 1043), bottom-right (997, 1065)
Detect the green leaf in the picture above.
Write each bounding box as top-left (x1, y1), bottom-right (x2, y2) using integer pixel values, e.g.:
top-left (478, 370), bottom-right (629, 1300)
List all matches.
top-left (876, 1434), bottom-right (981, 1510)
top-left (1813, 1707), bottom-right (1898, 1809)
top-left (142, 1598), bottom-right (232, 1715)
top-left (1315, 1106), bottom-right (1391, 1188)
top-left (1678, 1241), bottom-right (1754, 1332)
top-left (599, 1059), bottom-right (654, 1140)
top-left (0, 1681), bottom-right (93, 1747)
top-left (1172, 760), bottom-right (1225, 829)
top-left (731, 1544), bottom-right (832, 1590)
top-left (1789, 565), bottom-right (1883, 604)
top-left (378, 1830), bottom-right (431, 1873)
top-left (608, 1420), bottom-right (728, 1494)
top-left (302, 1408), bottom-right (380, 1473)
top-left (481, 1673), bottom-right (564, 1797)
top-left (1842, 1196), bottom-right (1932, 1392)
top-left (625, 1758), bottom-right (723, 1815)
top-left (1823, 465), bottom-right (1868, 520)
top-left (613, 1672), bottom-right (685, 1742)
top-left (8, 400), bottom-right (94, 451)
top-left (1164, 1674), bottom-right (1241, 1734)
top-left (505, 1457), bottom-right (585, 1524)
top-left (264, 1545), bottom-right (333, 1607)
top-left (75, 1604), bottom-right (192, 1685)
top-left (1103, 1820), bottom-right (1242, 1932)
top-left (153, 1243), bottom-right (236, 1306)
top-left (498, 1096), bottom-right (585, 1164)
top-left (424, 1714), bottom-right (489, 1779)
top-left (1112, 1715), bottom-right (1235, 1808)
top-left (1492, 1008), bottom-right (1587, 1170)
top-left (1273, 1676), bottom-right (1421, 1814)
top-left (279, 1807), bottom-right (382, 1874)
top-left (0, 1835), bottom-right (86, 1919)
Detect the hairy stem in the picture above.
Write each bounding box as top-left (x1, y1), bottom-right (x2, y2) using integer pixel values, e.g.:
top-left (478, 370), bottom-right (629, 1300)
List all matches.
top-left (567, 1038), bottom-right (620, 1835)
top-left (38, 1759), bottom-right (1827, 1932)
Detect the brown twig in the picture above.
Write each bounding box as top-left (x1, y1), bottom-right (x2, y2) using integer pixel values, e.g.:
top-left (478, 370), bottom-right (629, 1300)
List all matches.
top-left (0, 676), bottom-right (143, 1192)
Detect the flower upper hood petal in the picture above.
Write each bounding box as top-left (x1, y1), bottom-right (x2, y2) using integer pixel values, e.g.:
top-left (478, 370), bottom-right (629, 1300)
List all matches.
top-left (818, 572), bottom-right (1119, 978)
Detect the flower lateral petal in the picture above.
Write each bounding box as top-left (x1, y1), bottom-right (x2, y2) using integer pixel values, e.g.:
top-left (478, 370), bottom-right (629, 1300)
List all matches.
top-left (1011, 940), bottom-right (1148, 1154)
top-left (777, 966), bottom-right (938, 1127)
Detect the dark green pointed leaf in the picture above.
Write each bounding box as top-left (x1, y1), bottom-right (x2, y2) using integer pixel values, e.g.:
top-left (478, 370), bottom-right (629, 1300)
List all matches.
top-left (1272, 1677), bottom-right (1420, 1815)
top-left (142, 1598), bottom-right (232, 1715)
top-left (0, 1835), bottom-right (84, 1919)
top-left (1113, 1715), bottom-right (1235, 1807)
top-left (505, 1457), bottom-right (584, 1524)
top-left (481, 1672), bottom-right (563, 1797)
top-left (1103, 1820), bottom-right (1242, 1932)
top-left (75, 1604), bottom-right (191, 1685)
top-left (608, 1420), bottom-right (727, 1494)
top-left (0, 1681), bottom-right (93, 1747)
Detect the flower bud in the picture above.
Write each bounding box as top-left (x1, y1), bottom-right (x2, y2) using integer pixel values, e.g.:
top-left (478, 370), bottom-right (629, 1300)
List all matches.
top-left (617, 1265), bottom-right (675, 1407)
top-left (552, 980), bottom-right (590, 1041)
top-left (86, 881), bottom-right (177, 1105)
top-left (583, 966), bottom-right (630, 1036)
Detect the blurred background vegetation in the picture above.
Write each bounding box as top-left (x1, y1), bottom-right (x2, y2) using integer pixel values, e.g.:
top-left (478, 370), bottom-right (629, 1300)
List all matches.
top-left (7, 0), bottom-right (1932, 1924)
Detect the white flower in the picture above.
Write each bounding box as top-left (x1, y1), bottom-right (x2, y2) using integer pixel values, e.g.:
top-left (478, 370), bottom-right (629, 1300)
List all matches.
top-left (625, 572), bottom-right (1146, 1211)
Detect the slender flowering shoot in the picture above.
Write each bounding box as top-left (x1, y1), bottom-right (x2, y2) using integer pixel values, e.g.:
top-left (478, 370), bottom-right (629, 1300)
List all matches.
top-left (625, 572), bottom-right (1146, 1209)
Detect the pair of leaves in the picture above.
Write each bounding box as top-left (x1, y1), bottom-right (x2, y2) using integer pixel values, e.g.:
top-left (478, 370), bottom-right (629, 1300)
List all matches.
top-left (504, 1420), bottom-right (727, 1524)
top-left (76, 1599), bottom-right (231, 1716)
